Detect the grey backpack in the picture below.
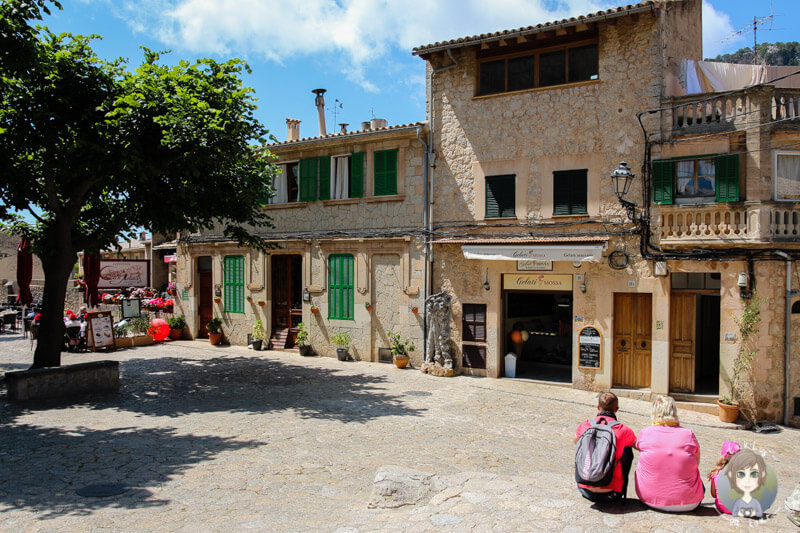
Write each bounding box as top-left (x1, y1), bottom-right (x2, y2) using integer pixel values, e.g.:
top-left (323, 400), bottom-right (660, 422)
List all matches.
top-left (575, 417), bottom-right (618, 486)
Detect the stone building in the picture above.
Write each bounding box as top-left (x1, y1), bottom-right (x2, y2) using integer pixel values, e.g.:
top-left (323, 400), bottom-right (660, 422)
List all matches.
top-left (412, 0), bottom-right (800, 425)
top-left (176, 109), bottom-right (428, 362)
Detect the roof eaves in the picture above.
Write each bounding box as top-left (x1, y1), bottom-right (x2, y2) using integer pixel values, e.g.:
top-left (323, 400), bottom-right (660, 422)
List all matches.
top-left (267, 122), bottom-right (427, 148)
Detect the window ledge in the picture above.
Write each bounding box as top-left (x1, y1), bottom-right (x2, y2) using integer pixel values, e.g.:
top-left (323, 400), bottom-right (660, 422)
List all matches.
top-left (473, 79), bottom-right (600, 100)
top-left (551, 213), bottom-right (589, 218)
top-left (483, 216), bottom-right (517, 221)
top-left (263, 201), bottom-right (309, 210)
top-left (365, 194), bottom-right (406, 203)
top-left (322, 198), bottom-right (361, 206)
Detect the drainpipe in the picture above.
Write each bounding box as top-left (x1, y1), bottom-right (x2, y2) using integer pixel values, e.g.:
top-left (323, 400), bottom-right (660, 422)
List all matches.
top-left (775, 250), bottom-right (799, 426)
top-left (423, 48), bottom-right (458, 364)
top-left (416, 125), bottom-right (430, 360)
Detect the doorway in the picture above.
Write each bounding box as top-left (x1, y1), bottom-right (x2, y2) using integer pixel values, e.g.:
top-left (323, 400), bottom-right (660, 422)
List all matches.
top-left (197, 256), bottom-right (213, 338)
top-left (270, 255), bottom-right (302, 348)
top-left (504, 291), bottom-right (572, 382)
top-left (613, 293), bottom-right (652, 389)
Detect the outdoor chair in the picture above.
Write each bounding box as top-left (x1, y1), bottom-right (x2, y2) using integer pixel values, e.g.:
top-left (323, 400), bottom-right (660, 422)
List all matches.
top-left (3, 313), bottom-right (16, 332)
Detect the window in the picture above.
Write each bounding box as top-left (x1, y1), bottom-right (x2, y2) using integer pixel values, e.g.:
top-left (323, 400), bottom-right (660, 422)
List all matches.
top-left (374, 149), bottom-right (398, 196)
top-left (462, 303), bottom-right (487, 370)
top-left (330, 153), bottom-right (364, 199)
top-left (775, 151), bottom-right (800, 201)
top-left (269, 162), bottom-right (299, 204)
top-left (652, 154), bottom-right (739, 205)
top-left (485, 174), bottom-right (515, 218)
top-left (328, 254), bottom-right (354, 320)
top-left (553, 169), bottom-right (587, 215)
top-left (477, 40), bottom-right (598, 96)
top-left (223, 255), bottom-right (244, 314)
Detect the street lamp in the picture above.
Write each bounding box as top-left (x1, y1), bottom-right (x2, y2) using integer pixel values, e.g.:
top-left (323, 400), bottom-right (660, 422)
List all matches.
top-left (610, 161), bottom-right (637, 221)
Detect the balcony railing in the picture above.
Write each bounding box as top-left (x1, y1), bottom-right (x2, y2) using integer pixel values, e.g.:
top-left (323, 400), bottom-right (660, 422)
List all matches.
top-left (656, 202), bottom-right (800, 245)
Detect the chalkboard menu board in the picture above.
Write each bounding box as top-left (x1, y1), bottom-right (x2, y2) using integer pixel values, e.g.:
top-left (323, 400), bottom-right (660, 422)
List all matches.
top-left (86, 311), bottom-right (115, 351)
top-left (578, 326), bottom-right (602, 369)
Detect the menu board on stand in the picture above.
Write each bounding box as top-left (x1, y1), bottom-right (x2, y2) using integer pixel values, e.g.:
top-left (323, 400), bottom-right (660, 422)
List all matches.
top-left (86, 311), bottom-right (116, 351)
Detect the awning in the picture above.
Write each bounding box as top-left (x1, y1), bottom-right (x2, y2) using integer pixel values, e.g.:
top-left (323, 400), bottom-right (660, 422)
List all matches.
top-left (462, 244), bottom-right (603, 262)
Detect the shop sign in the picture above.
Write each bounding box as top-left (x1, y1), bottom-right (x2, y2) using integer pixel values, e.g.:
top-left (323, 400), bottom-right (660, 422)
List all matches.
top-left (503, 274), bottom-right (573, 291)
top-left (462, 244), bottom-right (602, 262)
top-left (517, 260), bottom-right (552, 271)
top-left (578, 326), bottom-right (602, 369)
top-left (97, 259), bottom-right (150, 288)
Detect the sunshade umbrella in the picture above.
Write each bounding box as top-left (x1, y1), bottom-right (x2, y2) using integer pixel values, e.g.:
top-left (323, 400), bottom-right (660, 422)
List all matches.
top-left (83, 254), bottom-right (101, 308)
top-left (16, 239), bottom-right (33, 306)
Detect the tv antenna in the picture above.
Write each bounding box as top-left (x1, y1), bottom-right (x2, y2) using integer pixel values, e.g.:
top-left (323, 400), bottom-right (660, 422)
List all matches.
top-left (720, 4), bottom-right (782, 65)
top-left (329, 98), bottom-right (343, 128)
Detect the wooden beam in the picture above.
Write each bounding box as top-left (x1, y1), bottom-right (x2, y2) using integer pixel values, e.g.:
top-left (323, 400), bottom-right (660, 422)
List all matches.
top-left (498, 38), bottom-right (508, 47)
top-left (576, 23), bottom-right (589, 32)
top-left (555, 27), bottom-right (568, 36)
top-left (516, 35), bottom-right (529, 44)
top-left (536, 30), bottom-right (553, 40)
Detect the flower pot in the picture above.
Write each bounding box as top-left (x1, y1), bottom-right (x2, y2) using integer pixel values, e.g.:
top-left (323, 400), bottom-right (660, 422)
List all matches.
top-left (311, 307), bottom-right (319, 315)
top-left (133, 335), bottom-right (155, 346)
top-left (717, 400), bottom-right (740, 423)
top-left (299, 345), bottom-right (314, 357)
top-left (251, 339), bottom-right (263, 351)
top-left (393, 354), bottom-right (410, 369)
top-left (169, 328), bottom-right (184, 341)
top-left (209, 332), bottom-right (222, 345)
top-left (336, 348), bottom-right (348, 361)
top-left (258, 301), bottom-right (265, 307)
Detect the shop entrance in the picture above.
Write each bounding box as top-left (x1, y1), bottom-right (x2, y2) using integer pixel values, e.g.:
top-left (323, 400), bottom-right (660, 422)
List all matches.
top-left (197, 256), bottom-right (213, 338)
top-left (270, 254), bottom-right (302, 349)
top-left (504, 291), bottom-right (572, 382)
top-left (669, 273), bottom-right (721, 394)
top-left (613, 293), bottom-right (652, 389)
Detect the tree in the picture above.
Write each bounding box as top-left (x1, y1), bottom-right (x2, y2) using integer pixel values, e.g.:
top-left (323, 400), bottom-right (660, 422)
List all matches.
top-left (0, 0), bottom-right (277, 368)
top-left (706, 41), bottom-right (800, 66)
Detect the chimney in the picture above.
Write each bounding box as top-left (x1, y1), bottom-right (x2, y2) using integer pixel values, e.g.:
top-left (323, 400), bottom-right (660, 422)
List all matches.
top-left (312, 88), bottom-right (327, 136)
top-left (339, 123), bottom-right (348, 134)
top-left (139, 231), bottom-right (147, 241)
top-left (370, 118), bottom-right (387, 130)
top-left (286, 118), bottom-right (301, 142)
top-left (361, 121), bottom-right (371, 131)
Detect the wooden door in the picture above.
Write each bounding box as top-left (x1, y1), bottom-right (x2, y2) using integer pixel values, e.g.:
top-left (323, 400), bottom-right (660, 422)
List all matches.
top-left (669, 292), bottom-right (696, 393)
top-left (198, 270), bottom-right (212, 338)
top-left (271, 255), bottom-right (302, 347)
top-left (613, 293), bottom-right (652, 388)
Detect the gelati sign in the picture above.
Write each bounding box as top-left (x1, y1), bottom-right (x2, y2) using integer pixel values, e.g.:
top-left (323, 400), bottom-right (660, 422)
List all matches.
top-left (502, 274), bottom-right (573, 291)
top-left (97, 260), bottom-right (150, 288)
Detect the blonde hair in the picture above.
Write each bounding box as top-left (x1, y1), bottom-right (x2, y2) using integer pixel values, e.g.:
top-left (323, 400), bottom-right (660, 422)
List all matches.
top-left (651, 395), bottom-right (679, 425)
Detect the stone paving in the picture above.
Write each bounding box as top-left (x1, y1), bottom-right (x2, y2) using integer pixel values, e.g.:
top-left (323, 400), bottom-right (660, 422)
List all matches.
top-left (1, 332), bottom-right (799, 532)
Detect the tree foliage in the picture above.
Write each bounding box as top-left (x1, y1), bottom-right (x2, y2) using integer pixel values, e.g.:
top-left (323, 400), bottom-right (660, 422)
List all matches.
top-left (0, 0), bottom-right (277, 368)
top-left (706, 41), bottom-right (800, 66)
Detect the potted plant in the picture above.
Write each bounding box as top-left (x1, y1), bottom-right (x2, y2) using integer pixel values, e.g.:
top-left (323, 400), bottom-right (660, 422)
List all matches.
top-left (130, 316), bottom-right (155, 346)
top-left (251, 319), bottom-right (266, 351)
top-left (388, 331), bottom-right (415, 368)
top-left (310, 304), bottom-right (319, 315)
top-left (206, 317), bottom-right (223, 345)
top-left (331, 331), bottom-right (351, 361)
top-left (114, 322), bottom-right (133, 348)
top-left (167, 314), bottom-right (186, 340)
top-left (365, 301), bottom-right (372, 311)
top-left (718, 295), bottom-right (764, 423)
top-left (296, 322), bottom-right (313, 356)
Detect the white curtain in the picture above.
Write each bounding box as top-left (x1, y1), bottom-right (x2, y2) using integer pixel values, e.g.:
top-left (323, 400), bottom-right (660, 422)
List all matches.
top-left (269, 165), bottom-right (288, 204)
top-left (332, 156), bottom-right (349, 199)
top-left (777, 153), bottom-right (800, 200)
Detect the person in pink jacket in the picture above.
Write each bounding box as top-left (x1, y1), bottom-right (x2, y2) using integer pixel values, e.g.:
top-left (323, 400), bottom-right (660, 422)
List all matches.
top-left (634, 395), bottom-right (705, 511)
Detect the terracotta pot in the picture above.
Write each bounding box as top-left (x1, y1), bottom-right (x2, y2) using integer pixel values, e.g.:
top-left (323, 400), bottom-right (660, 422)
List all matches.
top-left (717, 400), bottom-right (740, 423)
top-left (209, 332), bottom-right (223, 345)
top-left (169, 328), bottom-right (184, 341)
top-left (393, 355), bottom-right (410, 369)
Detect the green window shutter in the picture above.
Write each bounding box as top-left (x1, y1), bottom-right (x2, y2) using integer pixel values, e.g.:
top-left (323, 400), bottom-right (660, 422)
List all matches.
top-left (485, 174), bottom-right (515, 218)
top-left (223, 255), bottom-right (244, 314)
top-left (553, 170), bottom-right (587, 215)
top-left (350, 152), bottom-right (364, 198)
top-left (318, 156), bottom-right (331, 201)
top-left (652, 160), bottom-right (674, 205)
top-left (299, 158), bottom-right (318, 202)
top-left (715, 154), bottom-right (739, 202)
top-left (328, 254), bottom-right (354, 320)
top-left (374, 149), bottom-right (398, 196)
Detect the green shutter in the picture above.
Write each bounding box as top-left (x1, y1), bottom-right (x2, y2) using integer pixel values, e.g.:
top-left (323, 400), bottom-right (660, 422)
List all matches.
top-left (715, 153), bottom-right (739, 202)
top-left (485, 174), bottom-right (515, 218)
top-left (223, 255), bottom-right (244, 314)
top-left (652, 160), bottom-right (674, 205)
top-left (328, 254), bottom-right (354, 320)
top-left (299, 158), bottom-right (317, 201)
top-left (374, 149), bottom-right (397, 196)
top-left (553, 170), bottom-right (587, 215)
top-left (350, 152), bottom-right (364, 198)
top-left (318, 156), bottom-right (331, 201)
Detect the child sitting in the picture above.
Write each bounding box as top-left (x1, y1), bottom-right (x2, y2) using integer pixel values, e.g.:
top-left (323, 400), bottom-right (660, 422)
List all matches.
top-left (708, 441), bottom-right (740, 514)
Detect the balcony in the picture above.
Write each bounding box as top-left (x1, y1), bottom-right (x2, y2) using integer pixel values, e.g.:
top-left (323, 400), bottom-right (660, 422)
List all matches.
top-left (667, 88), bottom-right (800, 137)
top-left (656, 202), bottom-right (800, 247)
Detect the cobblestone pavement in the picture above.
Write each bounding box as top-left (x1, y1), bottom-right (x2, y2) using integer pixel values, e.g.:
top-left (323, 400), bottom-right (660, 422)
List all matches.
top-left (1, 333), bottom-right (799, 532)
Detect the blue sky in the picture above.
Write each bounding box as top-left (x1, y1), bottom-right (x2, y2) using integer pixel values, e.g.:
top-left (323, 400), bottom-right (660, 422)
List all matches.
top-left (37, 0), bottom-right (800, 142)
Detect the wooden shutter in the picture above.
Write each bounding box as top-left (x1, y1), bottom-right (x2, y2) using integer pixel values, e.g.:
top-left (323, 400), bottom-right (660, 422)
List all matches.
top-left (328, 254), bottom-right (354, 320)
top-left (350, 152), bottom-right (364, 198)
top-left (485, 174), bottom-right (515, 218)
top-left (317, 156), bottom-right (331, 201)
top-left (223, 255), bottom-right (244, 314)
top-left (374, 149), bottom-right (398, 196)
top-left (462, 344), bottom-right (487, 369)
top-left (652, 160), bottom-right (674, 205)
top-left (715, 153), bottom-right (739, 202)
top-left (299, 158), bottom-right (317, 202)
top-left (553, 170), bottom-right (587, 215)
top-left (462, 303), bottom-right (487, 342)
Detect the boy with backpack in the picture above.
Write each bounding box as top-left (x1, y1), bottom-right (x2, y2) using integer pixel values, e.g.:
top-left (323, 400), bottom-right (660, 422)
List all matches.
top-left (574, 392), bottom-right (637, 503)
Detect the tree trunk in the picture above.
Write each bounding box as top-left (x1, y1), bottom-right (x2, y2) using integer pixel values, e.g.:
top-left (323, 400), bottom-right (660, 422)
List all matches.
top-left (31, 250), bottom-right (77, 368)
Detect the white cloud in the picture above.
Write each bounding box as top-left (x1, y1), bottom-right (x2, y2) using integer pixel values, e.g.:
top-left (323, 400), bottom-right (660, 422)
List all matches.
top-left (114, 0), bottom-right (615, 90)
top-left (702, 0), bottom-right (741, 59)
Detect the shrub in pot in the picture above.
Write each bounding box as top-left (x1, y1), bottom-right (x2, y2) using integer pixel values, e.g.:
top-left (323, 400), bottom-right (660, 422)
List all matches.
top-left (331, 331), bottom-right (351, 361)
top-left (296, 322), bottom-right (313, 356)
top-left (718, 295), bottom-right (764, 423)
top-left (206, 317), bottom-right (223, 345)
top-left (166, 314), bottom-right (186, 340)
top-left (251, 319), bottom-right (266, 350)
top-left (388, 331), bottom-right (414, 368)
